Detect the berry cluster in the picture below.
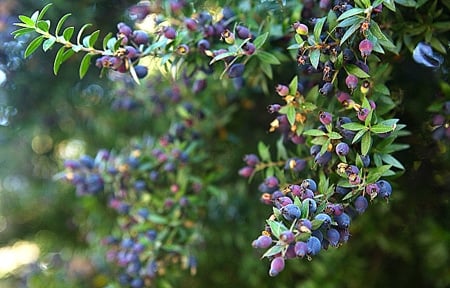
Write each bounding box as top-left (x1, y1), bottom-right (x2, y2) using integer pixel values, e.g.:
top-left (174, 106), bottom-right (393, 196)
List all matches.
top-left (239, 0), bottom-right (408, 276)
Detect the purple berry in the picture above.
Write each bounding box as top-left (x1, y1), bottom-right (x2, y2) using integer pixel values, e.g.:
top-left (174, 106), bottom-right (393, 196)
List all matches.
top-left (294, 241), bottom-right (308, 257)
top-left (243, 42), bottom-right (256, 55)
top-left (359, 39), bottom-right (373, 57)
top-left (269, 257), bottom-right (285, 276)
top-left (326, 228), bottom-right (340, 247)
top-left (334, 212), bottom-right (351, 228)
top-left (184, 18), bottom-right (198, 31)
top-left (319, 111), bottom-right (333, 125)
top-left (227, 63), bottom-right (245, 78)
top-left (236, 25), bottom-right (251, 39)
top-left (345, 74), bottom-right (358, 90)
top-left (357, 108), bottom-right (370, 121)
top-left (280, 230), bottom-right (295, 244)
top-left (276, 84), bottom-right (289, 96)
top-left (132, 30), bottom-right (149, 45)
top-left (252, 235), bottom-right (272, 248)
top-left (162, 26), bottom-right (177, 39)
top-left (335, 142), bottom-right (350, 156)
top-left (265, 176), bottom-right (279, 188)
top-left (238, 166), bottom-right (254, 178)
top-left (243, 154), bottom-right (260, 166)
top-left (354, 195), bottom-right (369, 214)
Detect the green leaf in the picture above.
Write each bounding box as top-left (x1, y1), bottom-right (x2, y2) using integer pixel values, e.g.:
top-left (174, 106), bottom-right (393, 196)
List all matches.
top-left (381, 154), bottom-right (404, 169)
top-left (352, 129), bottom-right (366, 144)
top-left (55, 13), bottom-right (71, 36)
top-left (261, 245), bottom-right (283, 259)
top-left (260, 62), bottom-right (273, 79)
top-left (369, 20), bottom-right (396, 52)
top-left (257, 51), bottom-right (280, 65)
top-left (328, 132), bottom-right (343, 140)
top-left (341, 122), bottom-right (367, 131)
top-left (370, 124), bottom-right (395, 134)
top-left (337, 7), bottom-right (365, 21)
top-left (288, 76), bottom-right (298, 95)
top-left (62, 49), bottom-right (75, 63)
top-left (394, 0), bottom-right (416, 7)
top-left (367, 165), bottom-right (392, 183)
top-left (327, 9), bottom-right (338, 30)
top-left (18, 15), bottom-right (35, 27)
top-left (53, 46), bottom-right (66, 75)
top-left (253, 32), bottom-right (269, 49)
top-left (77, 23), bottom-right (92, 45)
top-left (301, 200), bottom-right (310, 219)
top-left (24, 35), bottom-right (45, 58)
top-left (345, 64), bottom-right (370, 78)
top-left (313, 17), bottom-right (327, 43)
top-left (311, 219), bottom-right (324, 230)
top-left (209, 51), bottom-right (235, 64)
top-left (36, 20), bottom-right (50, 32)
top-left (83, 30), bottom-right (100, 48)
top-left (341, 21), bottom-right (363, 44)
top-left (79, 53), bottom-right (92, 79)
top-left (42, 37), bottom-right (56, 52)
top-left (429, 37), bottom-right (447, 54)
top-left (258, 141), bottom-right (271, 162)
top-left (303, 129), bottom-right (327, 137)
top-left (37, 3), bottom-right (53, 21)
top-left (286, 105), bottom-right (296, 126)
top-left (102, 32), bottom-right (113, 50)
top-left (337, 16), bottom-right (364, 28)
top-left (276, 138), bottom-right (288, 160)
top-left (266, 219), bottom-right (288, 239)
top-left (63, 26), bottom-right (75, 41)
top-left (361, 131), bottom-right (372, 155)
top-left (11, 27), bottom-right (35, 38)
top-left (310, 49), bottom-right (321, 69)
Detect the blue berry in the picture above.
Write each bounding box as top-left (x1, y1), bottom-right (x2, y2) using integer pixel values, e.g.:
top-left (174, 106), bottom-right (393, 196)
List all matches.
top-left (281, 204), bottom-right (301, 221)
top-left (306, 236), bottom-right (322, 255)
top-left (376, 179), bottom-right (392, 198)
top-left (303, 198), bottom-right (317, 214)
top-left (243, 154), bottom-right (260, 166)
top-left (326, 228), bottom-right (340, 247)
top-left (227, 63), bottom-right (245, 78)
top-left (314, 213), bottom-right (332, 227)
top-left (301, 178), bottom-right (317, 192)
top-left (335, 142), bottom-right (350, 156)
top-left (354, 195), bottom-right (368, 214)
top-left (334, 212), bottom-right (351, 228)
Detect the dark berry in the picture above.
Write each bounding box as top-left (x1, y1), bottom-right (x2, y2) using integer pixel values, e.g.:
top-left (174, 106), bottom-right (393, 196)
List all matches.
top-left (376, 179), bottom-right (392, 198)
top-left (227, 63), bottom-right (245, 78)
top-left (326, 228), bottom-right (340, 247)
top-left (132, 30), bottom-right (149, 45)
top-left (306, 236), bottom-right (322, 255)
top-left (281, 204), bottom-right (301, 221)
top-left (334, 212), bottom-right (351, 228)
top-left (335, 142), bottom-right (350, 156)
top-left (236, 25), bottom-right (251, 39)
top-left (162, 26), bottom-right (177, 39)
top-left (301, 178), bottom-right (317, 192)
top-left (134, 65), bottom-right (148, 79)
top-left (354, 195), bottom-right (368, 214)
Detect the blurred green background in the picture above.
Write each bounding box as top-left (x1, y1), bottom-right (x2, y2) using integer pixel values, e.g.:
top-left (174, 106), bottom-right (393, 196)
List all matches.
top-left (0, 0), bottom-right (449, 287)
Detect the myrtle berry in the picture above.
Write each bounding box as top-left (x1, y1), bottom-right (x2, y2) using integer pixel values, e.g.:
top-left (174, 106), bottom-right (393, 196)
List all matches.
top-left (345, 74), bottom-right (358, 90)
top-left (293, 22), bottom-right (308, 35)
top-left (267, 104), bottom-right (282, 113)
top-left (319, 0), bottom-right (332, 10)
top-left (303, 198), bottom-right (317, 214)
top-left (315, 213), bottom-right (332, 227)
top-left (298, 218), bottom-right (312, 231)
top-left (301, 178), bottom-right (317, 192)
top-left (275, 196), bottom-right (293, 208)
top-left (285, 158), bottom-right (306, 172)
top-left (271, 190), bottom-right (284, 200)
top-left (334, 212), bottom-right (351, 228)
top-left (238, 166), bottom-right (254, 178)
top-left (326, 228), bottom-right (340, 247)
top-left (275, 84), bottom-right (289, 96)
top-left (360, 154), bottom-right (370, 167)
top-left (290, 184), bottom-right (302, 197)
top-left (376, 179), bottom-right (392, 198)
top-left (319, 111), bottom-right (333, 125)
top-left (236, 25), bottom-right (251, 39)
top-left (134, 65), bottom-right (148, 79)
top-left (335, 142), bottom-right (350, 156)
top-left (176, 44), bottom-right (190, 55)
top-left (269, 257), bottom-right (285, 276)
top-left (243, 154), bottom-right (260, 166)
top-left (314, 151), bottom-right (332, 166)
top-left (162, 26), bottom-right (177, 39)
top-left (359, 39), bottom-right (373, 57)
top-left (306, 236), bottom-right (322, 255)
top-left (357, 107), bottom-right (370, 121)
top-left (280, 230), bottom-right (295, 244)
top-left (265, 176), bottom-right (279, 188)
top-left (301, 188), bottom-right (314, 200)
top-left (252, 235), bottom-right (272, 249)
top-left (117, 22), bottom-right (132, 37)
top-left (221, 29), bottom-right (235, 44)
top-left (343, 48), bottom-right (355, 63)
top-left (412, 42), bottom-right (444, 69)
top-left (132, 30), bottom-right (149, 45)
top-left (310, 145), bottom-right (321, 156)
top-left (227, 63), bottom-right (245, 78)
top-left (197, 39), bottom-right (210, 53)
top-left (348, 173), bottom-right (361, 185)
top-left (80, 155), bottom-right (95, 169)
top-left (281, 204), bottom-right (301, 221)
top-left (243, 42), bottom-right (256, 55)
top-left (354, 195), bottom-right (369, 214)
top-left (294, 241), bottom-right (308, 257)
top-left (184, 18), bottom-right (198, 31)
top-left (125, 46), bottom-right (138, 59)
top-left (319, 82), bottom-right (334, 95)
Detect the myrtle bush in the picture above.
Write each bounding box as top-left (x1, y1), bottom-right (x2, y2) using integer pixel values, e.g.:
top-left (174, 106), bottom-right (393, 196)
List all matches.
top-left (4, 0), bottom-right (449, 287)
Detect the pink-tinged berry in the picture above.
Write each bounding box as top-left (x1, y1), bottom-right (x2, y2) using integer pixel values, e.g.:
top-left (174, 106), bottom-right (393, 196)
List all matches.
top-left (252, 235), bottom-right (272, 248)
top-left (243, 154), bottom-right (260, 166)
top-left (117, 22), bottom-right (132, 37)
top-left (238, 166), bottom-right (254, 177)
top-left (293, 22), bottom-right (308, 35)
top-left (319, 111), bottom-right (333, 125)
top-left (294, 241), bottom-right (308, 257)
top-left (280, 230), bottom-right (295, 244)
top-left (163, 26), bottom-right (177, 39)
top-left (243, 42), bottom-right (256, 55)
top-left (276, 84), bottom-right (289, 96)
top-left (132, 30), bottom-right (149, 45)
top-left (269, 257), bottom-right (285, 277)
top-left (345, 74), bottom-right (358, 90)
top-left (357, 107), bottom-right (370, 121)
top-left (184, 18), bottom-right (198, 31)
top-left (359, 39), bottom-right (373, 57)
top-left (336, 91), bottom-right (350, 103)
